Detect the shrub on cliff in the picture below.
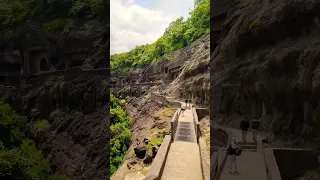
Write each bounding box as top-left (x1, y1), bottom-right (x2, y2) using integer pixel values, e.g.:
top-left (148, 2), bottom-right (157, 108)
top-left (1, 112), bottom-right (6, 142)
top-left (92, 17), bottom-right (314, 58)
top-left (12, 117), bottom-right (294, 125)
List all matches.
top-left (0, 100), bottom-right (69, 180)
top-left (110, 93), bottom-right (131, 175)
top-left (0, 100), bottom-right (27, 148)
top-left (35, 119), bottom-right (50, 129)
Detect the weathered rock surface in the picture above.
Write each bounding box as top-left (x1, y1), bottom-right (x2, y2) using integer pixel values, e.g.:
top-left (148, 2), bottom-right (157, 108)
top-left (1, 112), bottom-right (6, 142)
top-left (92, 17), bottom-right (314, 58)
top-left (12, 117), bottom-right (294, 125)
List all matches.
top-left (295, 167), bottom-right (320, 180)
top-left (111, 93), bottom-right (175, 180)
top-left (165, 34), bottom-right (210, 105)
top-left (3, 71), bottom-right (109, 180)
top-left (211, 0), bottom-right (320, 142)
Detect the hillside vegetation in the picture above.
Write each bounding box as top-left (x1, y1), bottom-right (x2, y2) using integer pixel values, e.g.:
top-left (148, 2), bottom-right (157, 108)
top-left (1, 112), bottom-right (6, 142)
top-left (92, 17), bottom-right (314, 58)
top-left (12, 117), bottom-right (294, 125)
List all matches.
top-left (110, 0), bottom-right (210, 71)
top-left (0, 100), bottom-right (68, 180)
top-left (110, 93), bottom-right (131, 175)
top-left (0, 0), bottom-right (109, 32)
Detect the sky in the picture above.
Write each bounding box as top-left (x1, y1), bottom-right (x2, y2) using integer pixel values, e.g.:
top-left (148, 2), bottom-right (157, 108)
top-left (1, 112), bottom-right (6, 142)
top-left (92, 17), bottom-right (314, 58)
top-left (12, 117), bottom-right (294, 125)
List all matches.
top-left (110, 0), bottom-right (194, 55)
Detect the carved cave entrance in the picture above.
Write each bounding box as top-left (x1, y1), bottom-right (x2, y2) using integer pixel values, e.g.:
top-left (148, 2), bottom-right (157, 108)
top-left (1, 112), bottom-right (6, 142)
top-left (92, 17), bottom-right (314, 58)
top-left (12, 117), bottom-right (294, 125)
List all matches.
top-left (40, 57), bottom-right (48, 71)
top-left (0, 76), bottom-right (5, 84)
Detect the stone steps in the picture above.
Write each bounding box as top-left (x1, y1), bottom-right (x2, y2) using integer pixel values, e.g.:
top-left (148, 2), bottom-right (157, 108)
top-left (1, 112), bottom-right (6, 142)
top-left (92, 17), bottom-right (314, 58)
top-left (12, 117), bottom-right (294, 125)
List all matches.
top-left (238, 142), bottom-right (258, 152)
top-left (175, 121), bottom-right (196, 143)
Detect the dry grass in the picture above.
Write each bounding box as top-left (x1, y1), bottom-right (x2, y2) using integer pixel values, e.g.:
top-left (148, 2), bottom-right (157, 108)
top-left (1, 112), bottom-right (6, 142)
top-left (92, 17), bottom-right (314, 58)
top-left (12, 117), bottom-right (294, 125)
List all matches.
top-left (144, 93), bottom-right (151, 99)
top-left (199, 116), bottom-right (210, 152)
top-left (146, 108), bottom-right (175, 149)
top-left (154, 108), bottom-right (175, 120)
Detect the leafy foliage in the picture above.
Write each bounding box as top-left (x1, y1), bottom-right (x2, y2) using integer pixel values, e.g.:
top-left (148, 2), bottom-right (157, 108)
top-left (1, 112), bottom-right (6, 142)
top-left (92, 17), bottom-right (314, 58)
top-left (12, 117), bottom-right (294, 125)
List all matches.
top-left (0, 100), bottom-right (69, 180)
top-left (110, 0), bottom-right (210, 71)
top-left (110, 93), bottom-right (131, 175)
top-left (0, 0), bottom-right (109, 31)
top-left (0, 100), bottom-right (27, 149)
top-left (35, 119), bottom-right (49, 129)
top-left (249, 19), bottom-right (261, 29)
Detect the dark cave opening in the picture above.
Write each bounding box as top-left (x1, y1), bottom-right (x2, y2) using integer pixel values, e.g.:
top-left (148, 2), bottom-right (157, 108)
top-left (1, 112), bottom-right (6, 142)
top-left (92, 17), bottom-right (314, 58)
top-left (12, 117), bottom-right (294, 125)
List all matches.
top-left (0, 76), bottom-right (5, 84)
top-left (50, 56), bottom-right (60, 66)
top-left (291, 105), bottom-right (304, 136)
top-left (40, 58), bottom-right (48, 71)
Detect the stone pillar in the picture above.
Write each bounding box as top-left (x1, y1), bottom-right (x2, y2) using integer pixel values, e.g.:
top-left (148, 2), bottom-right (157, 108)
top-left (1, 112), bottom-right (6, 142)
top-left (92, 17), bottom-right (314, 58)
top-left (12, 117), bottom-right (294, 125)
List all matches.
top-left (23, 51), bottom-right (30, 75)
top-left (65, 58), bottom-right (69, 69)
top-left (4, 76), bottom-right (9, 86)
top-left (20, 78), bottom-right (26, 88)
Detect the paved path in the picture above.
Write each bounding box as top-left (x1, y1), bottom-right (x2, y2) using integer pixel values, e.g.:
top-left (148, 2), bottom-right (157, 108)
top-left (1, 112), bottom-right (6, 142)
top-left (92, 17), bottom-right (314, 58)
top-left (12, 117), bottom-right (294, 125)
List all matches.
top-left (219, 127), bottom-right (267, 180)
top-left (174, 107), bottom-right (197, 143)
top-left (161, 107), bottom-right (203, 180)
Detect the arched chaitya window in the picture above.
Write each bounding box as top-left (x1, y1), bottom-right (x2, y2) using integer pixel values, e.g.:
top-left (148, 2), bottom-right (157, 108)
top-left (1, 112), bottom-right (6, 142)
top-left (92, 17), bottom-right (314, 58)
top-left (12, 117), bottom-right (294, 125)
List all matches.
top-left (40, 57), bottom-right (48, 71)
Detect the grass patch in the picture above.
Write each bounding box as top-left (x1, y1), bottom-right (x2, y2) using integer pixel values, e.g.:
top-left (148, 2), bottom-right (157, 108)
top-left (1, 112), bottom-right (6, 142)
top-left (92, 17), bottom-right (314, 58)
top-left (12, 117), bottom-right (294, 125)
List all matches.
top-left (150, 137), bottom-right (163, 146)
top-left (129, 149), bottom-right (135, 158)
top-left (154, 108), bottom-right (175, 119)
top-left (147, 137), bottom-right (164, 150)
top-left (205, 134), bottom-right (210, 152)
top-left (120, 99), bottom-right (126, 104)
top-left (35, 120), bottom-right (49, 129)
top-left (151, 85), bottom-right (158, 90)
top-left (144, 93), bottom-right (151, 99)
top-left (249, 19), bottom-right (260, 29)
top-left (43, 19), bottom-right (72, 33)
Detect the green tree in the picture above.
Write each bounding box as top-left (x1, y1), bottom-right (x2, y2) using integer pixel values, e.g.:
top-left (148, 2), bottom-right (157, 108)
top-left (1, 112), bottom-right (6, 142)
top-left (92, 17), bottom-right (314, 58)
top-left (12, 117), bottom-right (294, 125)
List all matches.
top-left (0, 101), bottom-right (69, 180)
top-left (110, 0), bottom-right (210, 71)
top-left (109, 93), bottom-right (131, 175)
top-left (0, 101), bottom-right (27, 148)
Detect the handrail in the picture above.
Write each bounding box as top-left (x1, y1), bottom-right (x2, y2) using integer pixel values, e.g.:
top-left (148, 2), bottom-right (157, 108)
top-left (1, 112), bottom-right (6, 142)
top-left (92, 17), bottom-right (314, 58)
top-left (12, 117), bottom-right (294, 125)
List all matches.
top-left (210, 150), bottom-right (219, 180)
top-left (144, 135), bottom-right (172, 180)
top-left (170, 108), bottom-right (180, 141)
top-left (264, 148), bottom-right (282, 180)
top-left (192, 106), bottom-right (200, 143)
top-left (210, 127), bottom-right (231, 180)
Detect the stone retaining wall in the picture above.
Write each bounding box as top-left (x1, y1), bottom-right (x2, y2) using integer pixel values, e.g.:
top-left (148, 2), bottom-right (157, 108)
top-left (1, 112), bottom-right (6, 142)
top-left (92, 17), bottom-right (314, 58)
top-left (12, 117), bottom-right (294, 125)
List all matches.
top-left (196, 108), bottom-right (209, 120)
top-left (144, 135), bottom-right (172, 180)
top-left (210, 127), bottom-right (230, 180)
top-left (273, 149), bottom-right (320, 180)
top-left (211, 128), bottom-right (229, 150)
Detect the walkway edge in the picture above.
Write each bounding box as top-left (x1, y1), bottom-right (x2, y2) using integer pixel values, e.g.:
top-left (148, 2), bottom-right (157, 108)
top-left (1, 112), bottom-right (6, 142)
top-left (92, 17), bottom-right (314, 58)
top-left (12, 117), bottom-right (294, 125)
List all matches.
top-left (263, 148), bottom-right (282, 180)
top-left (199, 137), bottom-right (210, 180)
top-left (144, 135), bottom-right (171, 180)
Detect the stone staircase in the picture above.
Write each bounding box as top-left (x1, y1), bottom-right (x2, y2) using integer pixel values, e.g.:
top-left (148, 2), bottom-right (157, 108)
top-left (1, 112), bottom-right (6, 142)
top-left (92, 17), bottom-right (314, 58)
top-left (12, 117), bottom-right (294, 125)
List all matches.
top-left (238, 141), bottom-right (258, 152)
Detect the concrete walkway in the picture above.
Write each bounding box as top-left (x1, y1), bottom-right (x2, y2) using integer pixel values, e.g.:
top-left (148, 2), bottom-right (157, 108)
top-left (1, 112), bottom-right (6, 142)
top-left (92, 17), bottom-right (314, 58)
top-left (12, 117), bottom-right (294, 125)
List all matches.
top-left (161, 107), bottom-right (203, 180)
top-left (219, 127), bottom-right (267, 180)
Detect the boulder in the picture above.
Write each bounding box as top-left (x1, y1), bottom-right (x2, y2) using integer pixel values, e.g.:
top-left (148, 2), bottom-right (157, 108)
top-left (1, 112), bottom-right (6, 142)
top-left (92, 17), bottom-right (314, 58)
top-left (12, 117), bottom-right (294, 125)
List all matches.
top-left (134, 145), bottom-right (147, 159)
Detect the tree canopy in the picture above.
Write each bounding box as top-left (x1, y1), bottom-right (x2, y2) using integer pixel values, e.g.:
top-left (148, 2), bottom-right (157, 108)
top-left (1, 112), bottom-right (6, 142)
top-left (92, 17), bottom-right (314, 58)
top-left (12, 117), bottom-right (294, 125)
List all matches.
top-left (0, 0), bottom-right (109, 32)
top-left (0, 100), bottom-right (69, 180)
top-left (110, 0), bottom-right (210, 71)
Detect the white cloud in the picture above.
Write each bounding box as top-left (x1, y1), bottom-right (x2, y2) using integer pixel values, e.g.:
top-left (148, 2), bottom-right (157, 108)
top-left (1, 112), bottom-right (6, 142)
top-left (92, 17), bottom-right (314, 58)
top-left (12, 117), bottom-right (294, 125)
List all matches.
top-left (110, 0), bottom-right (194, 55)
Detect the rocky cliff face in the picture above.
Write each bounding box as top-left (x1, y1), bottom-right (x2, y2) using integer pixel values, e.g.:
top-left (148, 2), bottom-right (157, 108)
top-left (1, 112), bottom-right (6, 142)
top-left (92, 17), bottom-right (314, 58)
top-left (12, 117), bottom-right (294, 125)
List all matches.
top-left (1, 20), bottom-right (108, 72)
top-left (3, 70), bottom-right (109, 180)
top-left (211, 0), bottom-right (320, 142)
top-left (165, 34), bottom-right (210, 105)
top-left (111, 93), bottom-right (177, 180)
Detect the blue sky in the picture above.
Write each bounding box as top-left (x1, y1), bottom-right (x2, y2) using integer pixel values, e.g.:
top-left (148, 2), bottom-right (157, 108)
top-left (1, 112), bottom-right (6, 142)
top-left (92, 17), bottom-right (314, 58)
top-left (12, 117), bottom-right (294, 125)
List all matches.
top-left (110, 0), bottom-right (194, 55)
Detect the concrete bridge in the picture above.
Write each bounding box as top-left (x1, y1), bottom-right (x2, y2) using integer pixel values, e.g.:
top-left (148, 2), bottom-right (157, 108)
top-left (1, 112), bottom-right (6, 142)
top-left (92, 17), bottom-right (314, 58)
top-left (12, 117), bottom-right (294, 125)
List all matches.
top-left (211, 126), bottom-right (320, 180)
top-left (144, 103), bottom-right (210, 180)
